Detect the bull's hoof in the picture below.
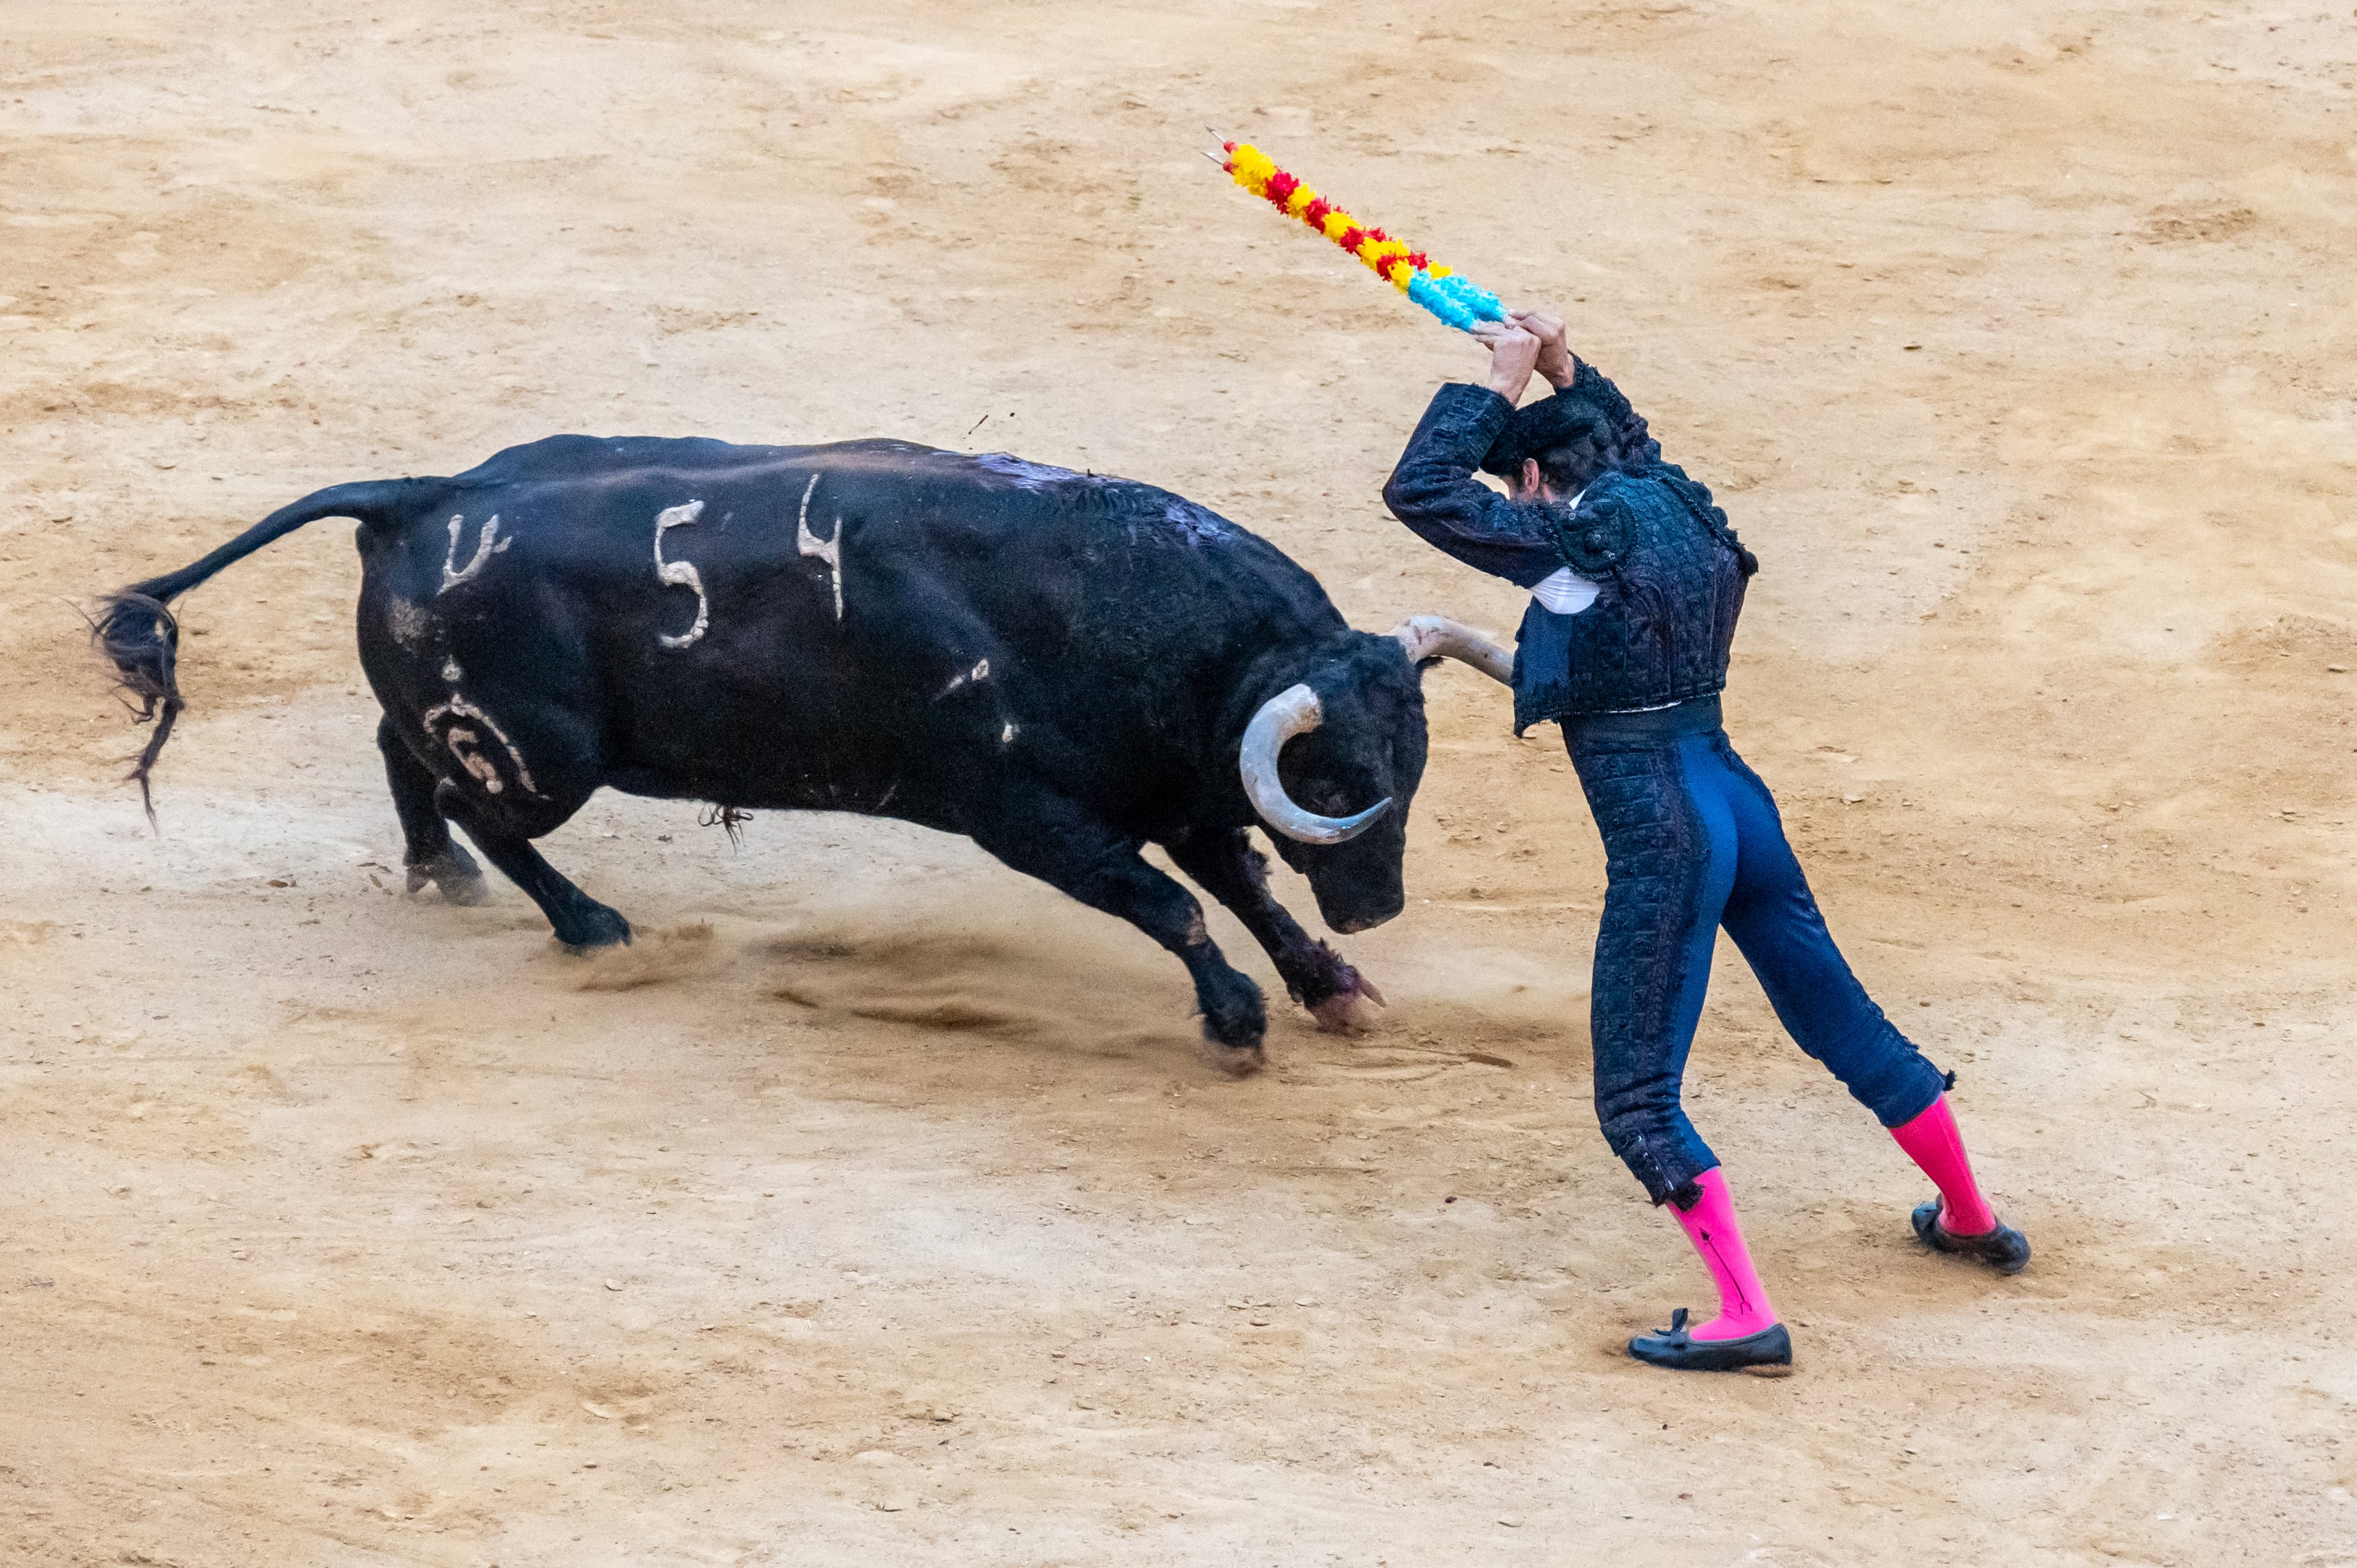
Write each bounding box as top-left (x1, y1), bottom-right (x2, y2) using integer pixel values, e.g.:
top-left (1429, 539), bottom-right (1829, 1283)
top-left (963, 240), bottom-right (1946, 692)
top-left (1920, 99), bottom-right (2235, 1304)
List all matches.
top-left (406, 855), bottom-right (493, 906)
top-left (1198, 997), bottom-right (1266, 1075)
top-left (1310, 974), bottom-right (1388, 1034)
top-left (1197, 984), bottom-right (1267, 1058)
top-left (555, 904), bottom-right (632, 952)
top-left (1200, 1039), bottom-right (1267, 1078)
top-left (438, 872), bottom-right (494, 907)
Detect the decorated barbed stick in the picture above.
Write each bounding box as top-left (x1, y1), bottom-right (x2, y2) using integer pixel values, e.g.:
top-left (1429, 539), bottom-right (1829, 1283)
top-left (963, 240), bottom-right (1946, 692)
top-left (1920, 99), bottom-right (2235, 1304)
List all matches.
top-left (1205, 138), bottom-right (1509, 333)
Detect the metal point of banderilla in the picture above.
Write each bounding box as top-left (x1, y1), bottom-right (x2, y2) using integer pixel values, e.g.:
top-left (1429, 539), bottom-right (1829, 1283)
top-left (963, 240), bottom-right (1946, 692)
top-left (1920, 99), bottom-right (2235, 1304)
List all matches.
top-left (1200, 149), bottom-right (1227, 164)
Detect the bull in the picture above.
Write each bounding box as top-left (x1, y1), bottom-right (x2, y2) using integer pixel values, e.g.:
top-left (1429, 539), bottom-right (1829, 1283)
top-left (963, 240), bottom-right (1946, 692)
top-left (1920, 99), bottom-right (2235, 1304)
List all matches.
top-left (95, 435), bottom-right (1510, 1070)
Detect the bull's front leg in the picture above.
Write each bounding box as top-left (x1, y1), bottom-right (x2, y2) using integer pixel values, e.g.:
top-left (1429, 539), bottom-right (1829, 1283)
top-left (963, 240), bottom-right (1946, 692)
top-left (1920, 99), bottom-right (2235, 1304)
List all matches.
top-left (1166, 828), bottom-right (1386, 1034)
top-left (971, 803), bottom-right (1268, 1073)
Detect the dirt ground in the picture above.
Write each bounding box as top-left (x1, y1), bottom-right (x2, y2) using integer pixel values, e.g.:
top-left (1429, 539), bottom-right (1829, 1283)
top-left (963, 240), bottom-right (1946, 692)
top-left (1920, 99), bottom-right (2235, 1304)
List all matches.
top-left (4, 2), bottom-right (2355, 1563)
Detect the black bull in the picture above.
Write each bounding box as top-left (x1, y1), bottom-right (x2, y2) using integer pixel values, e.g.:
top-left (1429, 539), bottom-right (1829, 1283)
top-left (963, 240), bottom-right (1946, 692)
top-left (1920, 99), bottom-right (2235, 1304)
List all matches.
top-left (96, 435), bottom-right (1510, 1068)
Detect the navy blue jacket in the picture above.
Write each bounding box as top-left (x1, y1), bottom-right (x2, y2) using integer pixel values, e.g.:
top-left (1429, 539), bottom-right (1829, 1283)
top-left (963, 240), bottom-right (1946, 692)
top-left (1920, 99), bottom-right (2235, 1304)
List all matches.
top-left (1382, 366), bottom-right (1755, 732)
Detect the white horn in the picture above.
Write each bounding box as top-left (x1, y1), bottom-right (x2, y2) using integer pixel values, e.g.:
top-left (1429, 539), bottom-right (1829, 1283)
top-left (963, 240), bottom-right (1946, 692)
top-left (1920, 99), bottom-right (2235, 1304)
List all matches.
top-left (1388, 614), bottom-right (1514, 685)
top-left (1238, 683), bottom-right (1392, 845)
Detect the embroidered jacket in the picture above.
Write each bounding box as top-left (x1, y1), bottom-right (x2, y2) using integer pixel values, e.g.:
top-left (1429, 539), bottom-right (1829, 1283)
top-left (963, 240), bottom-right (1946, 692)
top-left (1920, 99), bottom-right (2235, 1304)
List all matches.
top-left (1381, 365), bottom-right (1756, 732)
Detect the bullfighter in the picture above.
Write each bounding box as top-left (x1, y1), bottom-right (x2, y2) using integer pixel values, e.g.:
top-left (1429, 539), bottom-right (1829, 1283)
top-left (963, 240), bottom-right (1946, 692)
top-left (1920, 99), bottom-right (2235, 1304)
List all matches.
top-left (1382, 309), bottom-right (2030, 1374)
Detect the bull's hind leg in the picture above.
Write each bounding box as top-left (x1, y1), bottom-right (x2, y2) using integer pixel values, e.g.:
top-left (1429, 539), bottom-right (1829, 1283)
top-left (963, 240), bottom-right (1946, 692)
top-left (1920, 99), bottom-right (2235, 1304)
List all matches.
top-left (1166, 828), bottom-right (1386, 1032)
top-left (971, 799), bottom-right (1267, 1071)
top-left (378, 716), bottom-right (490, 904)
top-left (404, 684), bottom-right (631, 950)
top-left (434, 781), bottom-right (633, 950)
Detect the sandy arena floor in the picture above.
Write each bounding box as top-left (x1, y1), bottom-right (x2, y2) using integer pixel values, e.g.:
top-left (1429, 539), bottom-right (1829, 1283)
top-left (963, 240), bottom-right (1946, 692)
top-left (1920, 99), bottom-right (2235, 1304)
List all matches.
top-left (5, 3), bottom-right (2355, 1564)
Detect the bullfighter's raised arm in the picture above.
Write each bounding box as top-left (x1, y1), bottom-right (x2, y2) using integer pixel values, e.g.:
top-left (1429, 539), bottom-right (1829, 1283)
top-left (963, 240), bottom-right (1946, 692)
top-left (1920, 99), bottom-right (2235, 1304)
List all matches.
top-left (1381, 311), bottom-right (1660, 585)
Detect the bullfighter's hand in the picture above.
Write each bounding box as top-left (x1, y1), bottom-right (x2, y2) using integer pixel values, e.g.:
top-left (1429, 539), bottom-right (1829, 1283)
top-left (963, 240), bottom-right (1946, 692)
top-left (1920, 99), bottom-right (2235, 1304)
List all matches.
top-left (1474, 322), bottom-right (1543, 406)
top-left (1510, 307), bottom-right (1576, 388)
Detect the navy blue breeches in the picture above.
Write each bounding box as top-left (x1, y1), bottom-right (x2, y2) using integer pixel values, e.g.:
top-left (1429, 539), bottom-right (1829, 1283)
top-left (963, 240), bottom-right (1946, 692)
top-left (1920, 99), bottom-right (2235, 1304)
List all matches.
top-left (1566, 700), bottom-right (1948, 1203)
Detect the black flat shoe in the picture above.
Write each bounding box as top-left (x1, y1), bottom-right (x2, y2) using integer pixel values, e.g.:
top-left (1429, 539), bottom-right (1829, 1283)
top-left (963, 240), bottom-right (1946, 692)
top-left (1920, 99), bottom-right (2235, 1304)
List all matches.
top-left (1627, 1308), bottom-right (1794, 1376)
top-left (1912, 1199), bottom-right (2031, 1275)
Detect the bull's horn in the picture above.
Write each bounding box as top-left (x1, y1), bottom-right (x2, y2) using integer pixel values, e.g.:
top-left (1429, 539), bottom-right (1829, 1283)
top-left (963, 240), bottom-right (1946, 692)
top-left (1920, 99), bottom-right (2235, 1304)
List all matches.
top-left (1238, 683), bottom-right (1392, 845)
top-left (1388, 614), bottom-right (1514, 685)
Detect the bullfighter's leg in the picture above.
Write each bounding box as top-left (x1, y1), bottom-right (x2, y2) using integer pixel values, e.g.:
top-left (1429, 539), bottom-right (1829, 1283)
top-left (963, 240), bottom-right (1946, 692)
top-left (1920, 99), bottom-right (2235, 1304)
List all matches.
top-left (970, 801), bottom-right (1268, 1071)
top-left (1166, 828), bottom-right (1386, 1032)
top-left (1701, 736), bottom-right (2023, 1271)
top-left (376, 714), bottom-right (490, 905)
top-left (433, 780), bottom-right (632, 951)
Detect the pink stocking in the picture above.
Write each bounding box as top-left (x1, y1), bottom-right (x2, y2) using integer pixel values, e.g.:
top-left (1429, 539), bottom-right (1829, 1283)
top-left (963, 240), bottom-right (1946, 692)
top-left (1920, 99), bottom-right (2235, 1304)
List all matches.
top-left (1889, 1095), bottom-right (1997, 1235)
top-left (1668, 1167), bottom-right (1779, 1340)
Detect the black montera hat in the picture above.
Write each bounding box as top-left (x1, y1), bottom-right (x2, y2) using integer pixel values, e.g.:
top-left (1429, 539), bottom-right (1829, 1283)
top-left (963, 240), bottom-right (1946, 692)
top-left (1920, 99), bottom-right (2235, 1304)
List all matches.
top-left (1479, 386), bottom-right (1619, 478)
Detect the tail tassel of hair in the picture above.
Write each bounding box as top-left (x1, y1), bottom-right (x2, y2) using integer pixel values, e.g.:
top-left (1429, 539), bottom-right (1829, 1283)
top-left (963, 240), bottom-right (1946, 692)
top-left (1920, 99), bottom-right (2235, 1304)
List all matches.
top-left (89, 592), bottom-right (185, 830)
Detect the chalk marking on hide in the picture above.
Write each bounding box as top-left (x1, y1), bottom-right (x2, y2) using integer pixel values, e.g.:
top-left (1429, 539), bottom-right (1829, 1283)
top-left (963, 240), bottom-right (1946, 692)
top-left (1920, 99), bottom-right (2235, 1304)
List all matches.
top-left (935, 658), bottom-right (992, 701)
top-left (386, 597), bottom-right (433, 651)
top-left (442, 657), bottom-right (463, 683)
top-left (1001, 722), bottom-right (1017, 744)
top-left (440, 513), bottom-right (510, 595)
top-left (442, 729), bottom-right (500, 791)
top-left (422, 695), bottom-right (542, 798)
top-left (653, 500), bottom-right (709, 649)
top-left (795, 473), bottom-right (843, 621)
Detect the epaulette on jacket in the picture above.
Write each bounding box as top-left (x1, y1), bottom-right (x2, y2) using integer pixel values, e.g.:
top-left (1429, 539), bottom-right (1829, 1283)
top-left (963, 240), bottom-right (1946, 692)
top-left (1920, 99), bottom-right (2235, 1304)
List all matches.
top-left (1538, 484), bottom-right (1634, 577)
top-left (1654, 467), bottom-right (1758, 578)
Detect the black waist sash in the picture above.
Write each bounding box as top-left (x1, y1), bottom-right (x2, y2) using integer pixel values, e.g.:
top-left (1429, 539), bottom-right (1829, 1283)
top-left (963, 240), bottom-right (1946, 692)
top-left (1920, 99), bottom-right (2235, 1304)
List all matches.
top-left (1562, 693), bottom-right (1723, 744)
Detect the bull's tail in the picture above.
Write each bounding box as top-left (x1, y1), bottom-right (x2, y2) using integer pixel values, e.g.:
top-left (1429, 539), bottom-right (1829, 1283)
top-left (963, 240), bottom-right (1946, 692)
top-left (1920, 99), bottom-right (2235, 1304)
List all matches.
top-left (93, 479), bottom-right (425, 825)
